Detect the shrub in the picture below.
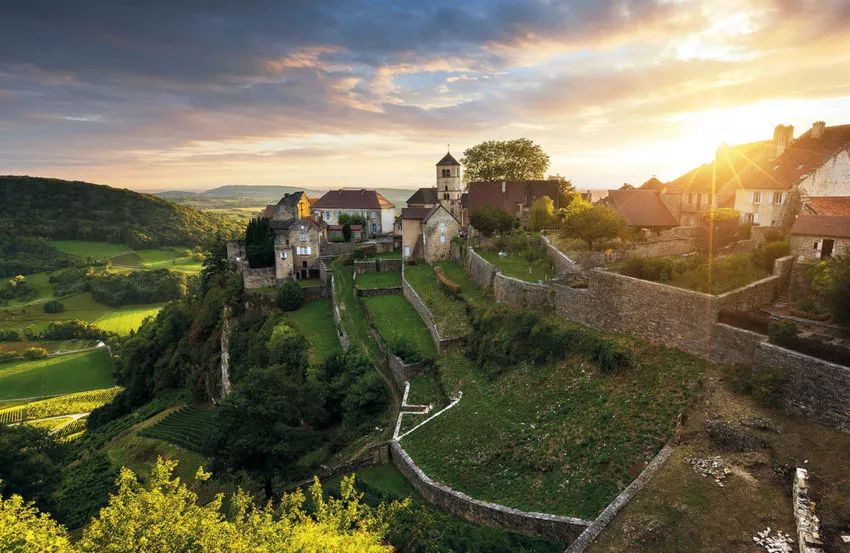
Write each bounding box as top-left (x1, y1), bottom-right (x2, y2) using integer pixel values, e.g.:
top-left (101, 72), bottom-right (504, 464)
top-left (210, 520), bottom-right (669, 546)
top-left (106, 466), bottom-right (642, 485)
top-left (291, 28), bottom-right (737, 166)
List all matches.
top-left (768, 320), bottom-right (798, 346)
top-left (810, 252), bottom-right (850, 324)
top-left (751, 366), bottom-right (785, 407)
top-left (0, 329), bottom-right (21, 341)
top-left (52, 452), bottom-right (118, 529)
top-left (275, 281), bottom-right (304, 312)
top-left (592, 341), bottom-right (633, 374)
top-left (0, 350), bottom-right (17, 363)
top-left (40, 320), bottom-right (110, 341)
top-left (434, 266), bottom-right (461, 296)
top-left (23, 347), bottom-right (48, 360)
top-left (723, 364), bottom-right (752, 394)
top-left (43, 300), bottom-right (64, 313)
top-left (620, 256), bottom-right (683, 281)
top-left (752, 239), bottom-right (790, 272)
top-left (389, 337), bottom-right (423, 364)
top-left (351, 248), bottom-right (369, 261)
top-left (343, 223), bottom-right (352, 242)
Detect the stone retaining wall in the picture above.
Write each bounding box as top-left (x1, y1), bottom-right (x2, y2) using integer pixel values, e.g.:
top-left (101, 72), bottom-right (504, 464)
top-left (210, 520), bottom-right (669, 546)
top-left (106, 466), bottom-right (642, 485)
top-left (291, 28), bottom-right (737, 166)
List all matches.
top-left (793, 468), bottom-right (824, 553)
top-left (355, 286), bottom-right (402, 297)
top-left (401, 270), bottom-right (443, 352)
top-left (493, 273), bottom-right (554, 311)
top-left (286, 442), bottom-right (390, 492)
top-left (302, 284), bottom-right (328, 301)
top-left (378, 258), bottom-right (403, 272)
top-left (465, 248), bottom-right (497, 292)
top-left (388, 351), bottom-right (425, 391)
top-left (709, 323), bottom-right (765, 365)
top-left (753, 342), bottom-right (850, 432)
top-left (354, 259), bottom-right (377, 275)
top-left (329, 274), bottom-right (350, 351)
top-left (242, 266), bottom-right (276, 289)
top-left (321, 241), bottom-right (377, 257)
top-left (390, 442), bottom-right (590, 544)
top-left (540, 235), bottom-right (581, 274)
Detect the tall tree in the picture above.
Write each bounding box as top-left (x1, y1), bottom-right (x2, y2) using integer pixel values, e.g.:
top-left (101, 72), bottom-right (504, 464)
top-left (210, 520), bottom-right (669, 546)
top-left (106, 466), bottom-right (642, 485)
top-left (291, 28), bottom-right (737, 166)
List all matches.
top-left (548, 174), bottom-right (576, 208)
top-left (0, 425), bottom-right (67, 512)
top-left (461, 138), bottom-right (550, 183)
top-left (528, 196), bottom-right (556, 232)
top-left (244, 217), bottom-right (274, 268)
top-left (561, 205), bottom-right (624, 250)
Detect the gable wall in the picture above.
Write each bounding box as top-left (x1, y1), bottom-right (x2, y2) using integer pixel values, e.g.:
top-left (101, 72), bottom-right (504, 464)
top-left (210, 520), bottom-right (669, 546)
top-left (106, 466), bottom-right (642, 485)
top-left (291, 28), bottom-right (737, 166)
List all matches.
top-left (799, 148), bottom-right (850, 197)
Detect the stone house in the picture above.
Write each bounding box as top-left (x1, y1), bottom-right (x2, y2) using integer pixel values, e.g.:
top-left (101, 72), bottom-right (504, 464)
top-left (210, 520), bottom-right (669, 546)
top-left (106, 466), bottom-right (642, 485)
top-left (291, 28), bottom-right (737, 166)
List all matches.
top-left (399, 204), bottom-right (460, 263)
top-left (260, 191), bottom-right (313, 221)
top-left (311, 189), bottom-right (395, 236)
top-left (465, 179), bottom-right (560, 227)
top-left (270, 217), bottom-right (326, 282)
top-left (790, 215), bottom-right (850, 260)
top-left (405, 151), bottom-right (466, 226)
top-left (598, 189), bottom-right (679, 232)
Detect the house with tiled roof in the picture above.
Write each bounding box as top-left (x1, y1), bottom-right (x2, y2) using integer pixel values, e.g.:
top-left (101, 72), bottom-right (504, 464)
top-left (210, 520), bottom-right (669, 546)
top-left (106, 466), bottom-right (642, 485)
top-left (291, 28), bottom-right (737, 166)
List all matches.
top-left (403, 151), bottom-right (466, 225)
top-left (311, 189), bottom-right (395, 236)
top-left (269, 216), bottom-right (327, 281)
top-left (399, 204), bottom-right (460, 262)
top-left (790, 215), bottom-right (850, 260)
top-left (465, 180), bottom-right (560, 226)
top-left (599, 189), bottom-right (679, 231)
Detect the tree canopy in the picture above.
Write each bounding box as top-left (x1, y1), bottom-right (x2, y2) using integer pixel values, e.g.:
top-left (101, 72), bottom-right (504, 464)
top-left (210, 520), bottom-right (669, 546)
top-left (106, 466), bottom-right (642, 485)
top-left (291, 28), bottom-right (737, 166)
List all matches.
top-left (245, 217), bottom-right (275, 268)
top-left (528, 196), bottom-right (556, 232)
top-left (561, 205), bottom-right (624, 250)
top-left (470, 206), bottom-right (516, 237)
top-left (461, 139), bottom-right (550, 183)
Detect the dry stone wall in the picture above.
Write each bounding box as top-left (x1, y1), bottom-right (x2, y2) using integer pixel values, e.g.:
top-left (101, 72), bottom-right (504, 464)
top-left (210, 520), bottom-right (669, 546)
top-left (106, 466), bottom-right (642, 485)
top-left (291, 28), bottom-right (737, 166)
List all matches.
top-left (242, 267), bottom-right (275, 289)
top-left (390, 442), bottom-right (590, 544)
top-left (378, 258), bottom-right (403, 272)
top-left (709, 323), bottom-right (765, 365)
top-left (353, 259), bottom-right (377, 275)
top-left (465, 248), bottom-right (497, 292)
top-left (493, 273), bottom-right (554, 311)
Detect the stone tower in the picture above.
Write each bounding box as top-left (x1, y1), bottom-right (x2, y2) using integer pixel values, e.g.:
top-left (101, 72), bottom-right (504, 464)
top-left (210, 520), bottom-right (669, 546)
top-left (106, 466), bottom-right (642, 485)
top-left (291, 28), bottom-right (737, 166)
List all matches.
top-left (436, 151), bottom-right (463, 224)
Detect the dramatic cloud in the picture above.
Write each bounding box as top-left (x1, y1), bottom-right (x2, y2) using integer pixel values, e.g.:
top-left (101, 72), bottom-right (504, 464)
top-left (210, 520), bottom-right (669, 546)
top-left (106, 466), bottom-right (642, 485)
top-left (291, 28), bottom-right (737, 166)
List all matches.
top-left (1, 0), bottom-right (849, 190)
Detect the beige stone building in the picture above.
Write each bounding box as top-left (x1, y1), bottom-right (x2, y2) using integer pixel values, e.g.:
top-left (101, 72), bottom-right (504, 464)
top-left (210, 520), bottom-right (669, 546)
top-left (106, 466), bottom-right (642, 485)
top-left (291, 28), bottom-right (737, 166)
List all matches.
top-left (790, 215), bottom-right (850, 260)
top-left (399, 204), bottom-right (460, 263)
top-left (405, 151), bottom-right (467, 227)
top-left (271, 217), bottom-right (326, 282)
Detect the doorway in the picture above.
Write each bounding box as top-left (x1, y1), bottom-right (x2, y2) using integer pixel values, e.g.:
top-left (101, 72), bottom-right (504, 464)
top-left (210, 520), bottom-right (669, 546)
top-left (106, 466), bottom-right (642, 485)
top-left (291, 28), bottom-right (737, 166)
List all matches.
top-left (821, 239), bottom-right (835, 258)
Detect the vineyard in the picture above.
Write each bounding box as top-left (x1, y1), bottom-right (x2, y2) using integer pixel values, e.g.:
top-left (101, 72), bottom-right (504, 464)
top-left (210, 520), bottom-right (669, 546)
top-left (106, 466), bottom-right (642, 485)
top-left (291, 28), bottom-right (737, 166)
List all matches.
top-left (0, 387), bottom-right (122, 424)
top-left (139, 405), bottom-right (217, 452)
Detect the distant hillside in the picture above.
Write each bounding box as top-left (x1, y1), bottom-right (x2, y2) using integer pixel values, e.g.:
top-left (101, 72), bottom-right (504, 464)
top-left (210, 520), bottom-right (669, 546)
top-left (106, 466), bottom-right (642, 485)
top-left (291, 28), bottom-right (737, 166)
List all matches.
top-left (0, 176), bottom-right (242, 249)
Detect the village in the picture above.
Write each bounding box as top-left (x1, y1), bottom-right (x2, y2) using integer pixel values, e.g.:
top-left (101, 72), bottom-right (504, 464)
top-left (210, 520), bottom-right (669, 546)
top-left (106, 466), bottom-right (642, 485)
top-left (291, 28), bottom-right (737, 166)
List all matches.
top-left (223, 122), bottom-right (850, 552)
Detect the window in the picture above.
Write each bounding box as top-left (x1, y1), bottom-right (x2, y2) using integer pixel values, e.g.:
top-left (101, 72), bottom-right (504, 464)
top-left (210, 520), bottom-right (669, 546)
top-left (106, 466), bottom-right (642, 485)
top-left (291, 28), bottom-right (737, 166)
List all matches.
top-left (296, 246), bottom-right (312, 255)
top-left (371, 211), bottom-right (377, 219)
top-left (439, 222), bottom-right (446, 233)
top-left (752, 191), bottom-right (761, 204)
top-left (695, 193), bottom-right (701, 209)
top-left (753, 212), bottom-right (760, 225)
top-left (443, 193), bottom-right (449, 200)
top-left (440, 235), bottom-right (446, 244)
top-left (442, 169), bottom-right (450, 177)
top-left (280, 251), bottom-right (287, 259)
top-left (813, 241), bottom-right (819, 250)
top-left (773, 192), bottom-right (785, 204)
top-left (300, 225), bottom-right (307, 242)
top-left (404, 246), bottom-right (410, 257)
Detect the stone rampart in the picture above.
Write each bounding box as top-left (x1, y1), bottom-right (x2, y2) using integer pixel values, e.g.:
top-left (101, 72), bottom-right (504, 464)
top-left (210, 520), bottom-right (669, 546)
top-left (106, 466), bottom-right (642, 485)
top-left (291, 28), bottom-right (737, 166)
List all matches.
top-left (302, 284), bottom-right (328, 302)
top-left (321, 241), bottom-right (377, 257)
top-left (709, 323), bottom-right (765, 366)
top-left (390, 442), bottom-right (590, 544)
top-left (242, 267), bottom-right (275, 289)
top-left (753, 342), bottom-right (850, 432)
top-left (329, 274), bottom-right (350, 351)
top-left (356, 286), bottom-right (402, 297)
top-left (540, 234), bottom-right (581, 275)
top-left (627, 238), bottom-right (692, 258)
top-left (493, 273), bottom-right (554, 311)
top-left (793, 468), bottom-right (824, 553)
top-left (465, 248), bottom-right (497, 292)
top-left (388, 352), bottom-right (424, 391)
top-left (353, 259), bottom-right (377, 275)
top-left (401, 269), bottom-right (442, 351)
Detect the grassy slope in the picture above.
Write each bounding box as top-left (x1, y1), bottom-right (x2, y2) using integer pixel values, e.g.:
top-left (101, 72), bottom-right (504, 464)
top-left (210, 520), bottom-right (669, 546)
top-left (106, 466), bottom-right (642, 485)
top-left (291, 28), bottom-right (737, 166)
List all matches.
top-left (479, 249), bottom-right (554, 282)
top-left (404, 263), bottom-right (469, 337)
top-left (0, 348), bottom-right (114, 400)
top-left (402, 333), bottom-right (705, 519)
top-left (285, 299), bottom-right (341, 365)
top-left (362, 295), bottom-right (437, 359)
top-left (331, 262), bottom-right (382, 362)
top-left (51, 240), bottom-right (131, 259)
top-left (355, 271), bottom-right (401, 290)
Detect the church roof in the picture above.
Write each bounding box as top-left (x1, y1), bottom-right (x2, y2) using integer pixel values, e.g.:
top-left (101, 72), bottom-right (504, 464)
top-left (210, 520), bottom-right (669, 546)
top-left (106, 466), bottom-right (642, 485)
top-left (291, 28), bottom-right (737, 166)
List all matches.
top-left (406, 187), bottom-right (437, 206)
top-left (436, 151), bottom-right (459, 166)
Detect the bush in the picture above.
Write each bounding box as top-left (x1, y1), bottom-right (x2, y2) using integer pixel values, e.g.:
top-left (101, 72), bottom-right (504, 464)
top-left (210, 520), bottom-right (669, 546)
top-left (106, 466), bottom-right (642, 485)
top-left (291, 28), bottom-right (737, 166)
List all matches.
top-left (620, 256), bottom-right (683, 281)
top-left (434, 266), bottom-right (461, 296)
top-left (0, 329), bottom-right (21, 341)
top-left (88, 269), bottom-right (187, 307)
top-left (811, 253), bottom-right (850, 324)
top-left (275, 281), bottom-right (304, 312)
top-left (723, 364), bottom-right (752, 394)
top-left (40, 320), bottom-right (110, 341)
top-left (43, 300), bottom-right (64, 313)
top-left (23, 347), bottom-right (48, 360)
top-left (752, 239), bottom-right (790, 272)
top-left (389, 337), bottom-right (423, 364)
top-left (592, 341), bottom-right (633, 374)
top-left (351, 248), bottom-right (369, 261)
top-left (768, 320), bottom-right (798, 346)
top-left (774, 335), bottom-right (850, 366)
top-left (0, 350), bottom-right (17, 363)
top-left (471, 206), bottom-right (516, 237)
top-left (751, 367), bottom-right (785, 407)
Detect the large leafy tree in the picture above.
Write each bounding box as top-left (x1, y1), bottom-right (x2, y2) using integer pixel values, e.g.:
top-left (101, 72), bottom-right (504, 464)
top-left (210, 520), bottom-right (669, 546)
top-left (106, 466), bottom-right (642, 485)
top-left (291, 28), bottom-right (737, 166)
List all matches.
top-left (528, 196), bottom-right (556, 232)
top-left (548, 174), bottom-right (576, 209)
top-left (461, 138), bottom-right (550, 183)
top-left (1, 458), bottom-right (406, 552)
top-left (561, 205), bottom-right (624, 250)
top-left (0, 425), bottom-right (67, 512)
top-left (244, 217), bottom-right (275, 268)
top-left (470, 206), bottom-right (516, 237)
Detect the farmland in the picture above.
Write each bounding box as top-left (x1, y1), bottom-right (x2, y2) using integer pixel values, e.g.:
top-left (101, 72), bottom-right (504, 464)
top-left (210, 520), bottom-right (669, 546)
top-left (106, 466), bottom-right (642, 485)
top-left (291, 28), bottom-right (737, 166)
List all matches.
top-left (0, 387), bottom-right (121, 424)
top-left (138, 405), bottom-right (217, 452)
top-left (0, 348), bottom-right (115, 401)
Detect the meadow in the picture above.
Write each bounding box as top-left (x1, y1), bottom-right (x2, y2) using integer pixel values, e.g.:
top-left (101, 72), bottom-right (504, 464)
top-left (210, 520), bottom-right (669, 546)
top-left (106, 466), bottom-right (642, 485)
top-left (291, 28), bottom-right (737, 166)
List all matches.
top-left (354, 271), bottom-right (402, 290)
top-left (285, 299), bottom-right (341, 365)
top-left (0, 348), bottom-right (115, 401)
top-left (362, 295), bottom-right (436, 360)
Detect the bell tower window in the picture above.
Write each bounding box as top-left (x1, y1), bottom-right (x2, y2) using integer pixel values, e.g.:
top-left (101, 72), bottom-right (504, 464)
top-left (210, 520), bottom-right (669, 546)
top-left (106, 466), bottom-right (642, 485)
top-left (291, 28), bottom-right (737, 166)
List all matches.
top-left (442, 169), bottom-right (451, 177)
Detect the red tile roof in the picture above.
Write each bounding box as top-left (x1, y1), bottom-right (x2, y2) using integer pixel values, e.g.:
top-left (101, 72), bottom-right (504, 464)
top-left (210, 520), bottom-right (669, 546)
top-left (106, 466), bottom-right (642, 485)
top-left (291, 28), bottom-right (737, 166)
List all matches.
top-left (312, 189), bottom-right (394, 210)
top-left (791, 215), bottom-right (850, 238)
top-left (400, 207), bottom-right (432, 220)
top-left (466, 180), bottom-right (559, 216)
top-left (602, 189), bottom-right (679, 228)
top-left (260, 205), bottom-right (275, 219)
top-left (804, 196), bottom-right (850, 216)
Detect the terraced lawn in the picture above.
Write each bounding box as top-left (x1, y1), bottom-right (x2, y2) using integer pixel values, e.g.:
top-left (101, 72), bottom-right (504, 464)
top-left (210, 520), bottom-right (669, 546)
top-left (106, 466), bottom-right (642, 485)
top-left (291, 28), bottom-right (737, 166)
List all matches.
top-left (402, 335), bottom-right (705, 519)
top-left (355, 271), bottom-right (401, 290)
top-left (479, 249), bottom-right (555, 282)
top-left (362, 295), bottom-right (436, 360)
top-left (403, 263), bottom-right (469, 337)
top-left (331, 262), bottom-right (382, 363)
top-left (285, 299), bottom-right (341, 365)
top-left (0, 348), bottom-right (114, 400)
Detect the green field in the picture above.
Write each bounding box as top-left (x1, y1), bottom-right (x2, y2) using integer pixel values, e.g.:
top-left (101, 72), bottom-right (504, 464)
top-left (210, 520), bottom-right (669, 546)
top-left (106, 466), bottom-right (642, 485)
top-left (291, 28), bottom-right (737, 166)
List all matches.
top-left (479, 249), bottom-right (555, 282)
top-left (93, 303), bottom-right (164, 335)
top-left (3, 271), bottom-right (55, 307)
top-left (285, 299), bottom-right (341, 365)
top-left (50, 240), bottom-right (203, 274)
top-left (355, 271), bottom-right (401, 290)
top-left (0, 339), bottom-right (98, 355)
top-left (331, 262), bottom-right (383, 363)
top-left (51, 240), bottom-right (131, 259)
top-left (402, 339), bottom-right (705, 519)
top-left (138, 405), bottom-right (217, 452)
top-left (297, 278), bottom-right (323, 289)
top-left (362, 295), bottom-right (436, 360)
top-left (404, 264), bottom-right (470, 337)
top-left (0, 348), bottom-right (114, 400)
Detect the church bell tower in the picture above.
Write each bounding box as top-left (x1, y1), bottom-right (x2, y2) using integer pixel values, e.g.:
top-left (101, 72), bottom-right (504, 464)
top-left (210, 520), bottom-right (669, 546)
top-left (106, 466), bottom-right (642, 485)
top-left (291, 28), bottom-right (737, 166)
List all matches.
top-left (436, 150), bottom-right (463, 224)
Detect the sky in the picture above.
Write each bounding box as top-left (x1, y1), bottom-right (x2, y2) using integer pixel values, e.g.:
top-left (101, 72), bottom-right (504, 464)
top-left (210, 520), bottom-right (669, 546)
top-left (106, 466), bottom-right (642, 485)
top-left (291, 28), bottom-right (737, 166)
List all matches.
top-left (2, 0), bottom-right (850, 192)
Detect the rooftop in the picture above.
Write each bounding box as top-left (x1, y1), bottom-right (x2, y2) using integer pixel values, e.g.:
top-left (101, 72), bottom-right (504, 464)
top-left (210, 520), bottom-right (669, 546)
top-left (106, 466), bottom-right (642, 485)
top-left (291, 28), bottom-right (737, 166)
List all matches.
top-left (603, 189), bottom-right (679, 228)
top-left (790, 215), bottom-right (850, 238)
top-left (311, 188), bottom-right (394, 210)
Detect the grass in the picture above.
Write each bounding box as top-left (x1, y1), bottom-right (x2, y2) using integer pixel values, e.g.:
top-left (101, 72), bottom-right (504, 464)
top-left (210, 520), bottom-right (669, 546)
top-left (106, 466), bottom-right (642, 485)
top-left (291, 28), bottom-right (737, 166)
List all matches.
top-left (138, 405), bottom-right (217, 452)
top-left (402, 334), bottom-right (705, 519)
top-left (0, 339), bottom-right (99, 355)
top-left (51, 240), bottom-right (203, 274)
top-left (368, 251), bottom-right (402, 260)
top-left (0, 349), bottom-right (114, 401)
top-left (50, 240), bottom-right (131, 259)
top-left (362, 295), bottom-right (436, 360)
top-left (355, 271), bottom-right (401, 290)
top-left (297, 278), bottom-right (323, 289)
top-left (404, 263), bottom-right (470, 337)
top-left (3, 271), bottom-right (55, 307)
top-left (285, 299), bottom-right (341, 365)
top-left (331, 262), bottom-right (383, 363)
top-left (479, 249), bottom-right (555, 282)
top-left (93, 303), bottom-right (164, 335)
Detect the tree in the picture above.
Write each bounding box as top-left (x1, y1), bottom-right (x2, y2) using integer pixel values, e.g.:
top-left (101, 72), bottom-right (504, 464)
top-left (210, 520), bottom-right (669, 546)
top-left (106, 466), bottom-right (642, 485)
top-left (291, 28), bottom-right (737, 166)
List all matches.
top-left (548, 174), bottom-right (575, 208)
top-left (696, 208), bottom-right (745, 253)
top-left (562, 205), bottom-right (624, 250)
top-left (527, 196), bottom-right (555, 231)
top-left (276, 280), bottom-right (305, 311)
top-left (245, 217), bottom-right (275, 268)
top-left (470, 206), bottom-right (516, 237)
top-left (342, 223), bottom-right (352, 242)
top-left (811, 252), bottom-right (850, 324)
top-left (338, 213), bottom-right (366, 226)
top-left (461, 138), bottom-right (550, 183)
top-left (0, 425), bottom-right (67, 511)
top-left (2, 458), bottom-right (406, 552)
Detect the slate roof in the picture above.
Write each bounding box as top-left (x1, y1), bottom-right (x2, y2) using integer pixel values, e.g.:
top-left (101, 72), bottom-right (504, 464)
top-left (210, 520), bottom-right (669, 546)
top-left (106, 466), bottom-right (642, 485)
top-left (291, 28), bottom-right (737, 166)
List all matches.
top-left (311, 189), bottom-right (394, 210)
top-left (466, 180), bottom-right (560, 216)
top-left (269, 217), bottom-right (325, 232)
top-left (400, 204), bottom-right (459, 224)
top-left (804, 196), bottom-right (850, 216)
top-left (406, 187), bottom-right (438, 206)
top-left (436, 151), bottom-right (460, 166)
top-left (790, 215), bottom-right (850, 238)
top-left (602, 189), bottom-right (679, 228)
top-left (275, 191), bottom-right (307, 208)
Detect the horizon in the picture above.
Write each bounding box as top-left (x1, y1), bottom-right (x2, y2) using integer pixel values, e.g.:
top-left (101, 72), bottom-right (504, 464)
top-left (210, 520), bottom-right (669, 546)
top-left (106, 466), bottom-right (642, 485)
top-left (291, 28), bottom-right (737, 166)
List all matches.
top-left (2, 1), bottom-right (850, 192)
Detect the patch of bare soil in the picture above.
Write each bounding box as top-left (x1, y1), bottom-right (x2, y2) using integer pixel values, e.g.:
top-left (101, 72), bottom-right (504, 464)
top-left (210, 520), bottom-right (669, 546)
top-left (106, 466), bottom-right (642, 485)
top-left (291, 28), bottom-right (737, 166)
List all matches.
top-left (588, 367), bottom-right (850, 552)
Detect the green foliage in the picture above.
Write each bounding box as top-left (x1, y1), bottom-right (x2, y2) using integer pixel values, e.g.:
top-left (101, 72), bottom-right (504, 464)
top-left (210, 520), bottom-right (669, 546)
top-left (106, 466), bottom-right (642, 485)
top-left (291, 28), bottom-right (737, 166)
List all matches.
top-left (22, 346), bottom-right (49, 360)
top-left (0, 351), bottom-right (115, 402)
top-left (88, 269), bottom-right (187, 307)
top-left (52, 452), bottom-right (118, 529)
top-left (389, 337), bottom-right (424, 364)
top-left (138, 406), bottom-right (217, 452)
top-left (40, 320), bottom-right (111, 341)
top-left (245, 216), bottom-right (275, 268)
top-left (434, 266), bottom-right (461, 296)
top-left (0, 274), bottom-right (37, 304)
top-left (592, 341), bottom-right (634, 374)
top-left (267, 321), bottom-right (310, 378)
top-left (810, 252), bottom-right (850, 324)
top-left (312, 351), bottom-right (388, 437)
top-left (768, 320), bottom-right (799, 346)
top-left (619, 252), bottom-right (771, 294)
top-left (752, 239), bottom-right (790, 272)
top-left (461, 138), bottom-right (550, 183)
top-left (549, 174), bottom-right (575, 210)
top-left (276, 280), bottom-right (305, 311)
top-left (695, 209), bottom-right (748, 253)
top-left (561, 205), bottom-right (624, 250)
top-left (0, 329), bottom-right (21, 341)
top-left (620, 256), bottom-right (684, 281)
top-left (751, 367), bottom-right (785, 407)
top-left (0, 350), bottom-right (16, 363)
top-left (0, 424), bottom-right (68, 511)
top-left (339, 213), bottom-right (367, 226)
top-left (0, 234), bottom-right (76, 278)
top-left (527, 196), bottom-right (556, 231)
top-left (343, 222), bottom-right (353, 242)
top-left (44, 300), bottom-right (65, 313)
top-left (470, 206), bottom-right (516, 237)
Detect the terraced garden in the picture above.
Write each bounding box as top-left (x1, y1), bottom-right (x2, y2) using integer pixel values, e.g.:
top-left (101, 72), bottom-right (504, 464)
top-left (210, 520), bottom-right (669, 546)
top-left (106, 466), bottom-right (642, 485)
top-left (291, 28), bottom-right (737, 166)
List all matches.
top-left (0, 348), bottom-right (114, 400)
top-left (355, 271), bottom-right (401, 290)
top-left (478, 249), bottom-right (555, 282)
top-left (362, 295), bottom-right (436, 360)
top-left (0, 386), bottom-right (121, 423)
top-left (285, 299), bottom-right (341, 365)
top-left (139, 405), bottom-right (217, 452)
top-left (403, 263), bottom-right (473, 337)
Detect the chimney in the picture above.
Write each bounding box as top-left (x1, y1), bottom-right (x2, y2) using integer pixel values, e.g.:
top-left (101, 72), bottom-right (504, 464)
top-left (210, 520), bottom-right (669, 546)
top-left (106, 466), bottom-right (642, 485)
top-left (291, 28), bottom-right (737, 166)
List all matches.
top-left (772, 124), bottom-right (794, 159)
top-left (811, 121), bottom-right (826, 139)
top-left (501, 181), bottom-right (506, 194)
